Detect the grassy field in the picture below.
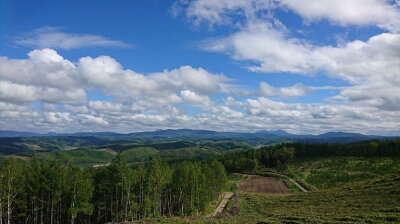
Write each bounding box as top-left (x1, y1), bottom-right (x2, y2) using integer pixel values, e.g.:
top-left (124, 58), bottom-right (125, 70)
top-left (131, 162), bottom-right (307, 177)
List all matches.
top-left (288, 156), bottom-right (400, 189)
top-left (138, 173), bottom-right (400, 223)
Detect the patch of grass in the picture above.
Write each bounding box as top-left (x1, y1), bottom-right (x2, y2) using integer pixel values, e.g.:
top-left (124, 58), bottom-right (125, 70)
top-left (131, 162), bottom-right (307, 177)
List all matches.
top-left (285, 181), bottom-right (302, 193)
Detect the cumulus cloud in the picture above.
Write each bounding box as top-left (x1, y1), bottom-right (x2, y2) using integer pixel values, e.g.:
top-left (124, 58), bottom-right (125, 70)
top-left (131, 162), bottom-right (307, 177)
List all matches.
top-left (0, 48), bottom-right (229, 107)
top-left (44, 112), bottom-right (73, 123)
top-left (0, 46), bottom-right (399, 134)
top-left (0, 81), bottom-right (87, 104)
top-left (280, 0), bottom-right (400, 32)
top-left (78, 55), bottom-right (227, 106)
top-left (14, 27), bottom-right (131, 49)
top-left (177, 0), bottom-right (400, 113)
top-left (176, 0), bottom-right (400, 32)
top-left (180, 90), bottom-right (212, 107)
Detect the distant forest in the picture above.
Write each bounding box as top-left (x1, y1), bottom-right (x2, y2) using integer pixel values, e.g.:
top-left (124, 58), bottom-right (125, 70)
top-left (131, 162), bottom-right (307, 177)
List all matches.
top-left (217, 139), bottom-right (400, 172)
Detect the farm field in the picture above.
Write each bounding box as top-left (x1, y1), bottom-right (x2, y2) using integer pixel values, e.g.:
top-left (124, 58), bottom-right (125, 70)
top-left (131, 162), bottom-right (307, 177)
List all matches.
top-left (239, 175), bottom-right (291, 195)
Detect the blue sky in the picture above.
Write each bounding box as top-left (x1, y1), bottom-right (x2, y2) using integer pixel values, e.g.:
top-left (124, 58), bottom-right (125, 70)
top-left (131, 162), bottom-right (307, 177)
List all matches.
top-left (0, 0), bottom-right (399, 135)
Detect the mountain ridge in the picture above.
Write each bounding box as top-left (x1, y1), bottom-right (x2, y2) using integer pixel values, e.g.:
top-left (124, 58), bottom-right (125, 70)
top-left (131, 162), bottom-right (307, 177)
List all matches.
top-left (0, 129), bottom-right (394, 139)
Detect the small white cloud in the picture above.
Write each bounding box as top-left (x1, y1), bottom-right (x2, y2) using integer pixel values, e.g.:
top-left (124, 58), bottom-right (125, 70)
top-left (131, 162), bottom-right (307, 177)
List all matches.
top-left (180, 90), bottom-right (210, 104)
top-left (79, 114), bottom-right (109, 125)
top-left (14, 27), bottom-right (131, 49)
top-left (259, 82), bottom-right (311, 98)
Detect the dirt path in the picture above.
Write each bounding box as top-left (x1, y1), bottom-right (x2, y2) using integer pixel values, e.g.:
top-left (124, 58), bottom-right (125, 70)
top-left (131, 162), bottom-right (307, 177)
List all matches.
top-left (207, 192), bottom-right (233, 217)
top-left (239, 175), bottom-right (291, 194)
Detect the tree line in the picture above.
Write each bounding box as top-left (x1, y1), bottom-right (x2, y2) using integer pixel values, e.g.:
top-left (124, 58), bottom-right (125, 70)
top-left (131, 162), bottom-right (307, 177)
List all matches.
top-left (216, 139), bottom-right (400, 173)
top-left (217, 146), bottom-right (295, 173)
top-left (0, 156), bottom-right (227, 224)
top-left (282, 139), bottom-right (400, 157)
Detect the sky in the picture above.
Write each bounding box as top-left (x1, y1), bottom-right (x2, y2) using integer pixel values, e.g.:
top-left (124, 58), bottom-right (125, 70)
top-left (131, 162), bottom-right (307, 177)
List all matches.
top-left (0, 0), bottom-right (399, 135)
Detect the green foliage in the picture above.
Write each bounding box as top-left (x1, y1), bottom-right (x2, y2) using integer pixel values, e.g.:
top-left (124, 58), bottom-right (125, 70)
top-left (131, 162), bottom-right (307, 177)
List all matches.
top-left (284, 139), bottom-right (400, 157)
top-left (120, 147), bottom-right (158, 162)
top-left (216, 139), bottom-right (399, 173)
top-left (0, 156), bottom-right (228, 223)
top-left (218, 147), bottom-right (294, 172)
top-left (33, 148), bottom-right (115, 165)
top-left (290, 156), bottom-right (400, 189)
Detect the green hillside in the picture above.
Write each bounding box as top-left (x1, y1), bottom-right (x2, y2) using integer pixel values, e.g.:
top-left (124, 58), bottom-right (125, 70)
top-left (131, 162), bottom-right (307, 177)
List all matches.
top-left (120, 147), bottom-right (159, 162)
top-left (288, 156), bottom-right (400, 189)
top-left (33, 148), bottom-right (115, 165)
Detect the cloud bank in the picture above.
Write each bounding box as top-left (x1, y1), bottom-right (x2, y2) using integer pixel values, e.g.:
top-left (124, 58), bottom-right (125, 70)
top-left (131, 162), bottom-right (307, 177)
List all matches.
top-left (0, 48), bottom-right (399, 135)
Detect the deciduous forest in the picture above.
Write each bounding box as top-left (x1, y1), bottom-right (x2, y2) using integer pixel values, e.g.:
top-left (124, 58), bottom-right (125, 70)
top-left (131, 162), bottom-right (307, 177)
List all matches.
top-left (0, 156), bottom-right (226, 224)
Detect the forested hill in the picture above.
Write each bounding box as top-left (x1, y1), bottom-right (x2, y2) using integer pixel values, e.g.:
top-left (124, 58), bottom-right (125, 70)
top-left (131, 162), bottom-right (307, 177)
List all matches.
top-left (0, 129), bottom-right (396, 162)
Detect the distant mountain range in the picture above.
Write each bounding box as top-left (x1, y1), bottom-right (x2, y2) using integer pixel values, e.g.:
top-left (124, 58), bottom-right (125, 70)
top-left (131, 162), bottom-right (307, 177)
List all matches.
top-left (0, 129), bottom-right (395, 143)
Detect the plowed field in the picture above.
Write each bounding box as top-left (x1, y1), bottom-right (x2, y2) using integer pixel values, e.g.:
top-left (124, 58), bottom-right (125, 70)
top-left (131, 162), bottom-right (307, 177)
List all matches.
top-left (239, 175), bottom-right (291, 194)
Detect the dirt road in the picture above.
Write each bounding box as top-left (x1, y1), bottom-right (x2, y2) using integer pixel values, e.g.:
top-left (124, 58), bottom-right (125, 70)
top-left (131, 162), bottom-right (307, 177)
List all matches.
top-left (239, 175), bottom-right (291, 194)
top-left (207, 192), bottom-right (233, 217)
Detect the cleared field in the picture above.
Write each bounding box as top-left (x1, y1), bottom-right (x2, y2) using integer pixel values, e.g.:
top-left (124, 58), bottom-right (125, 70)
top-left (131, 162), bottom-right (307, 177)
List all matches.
top-left (239, 175), bottom-right (290, 194)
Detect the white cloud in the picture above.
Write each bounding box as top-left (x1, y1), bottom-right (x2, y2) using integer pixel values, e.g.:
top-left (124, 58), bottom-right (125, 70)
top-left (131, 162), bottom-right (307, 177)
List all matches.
top-left (259, 82), bottom-right (311, 97)
top-left (0, 48), bottom-right (229, 107)
top-left (14, 27), bottom-right (130, 49)
top-left (88, 101), bottom-right (142, 115)
top-left (177, 0), bottom-right (400, 32)
top-left (0, 46), bottom-right (399, 135)
top-left (44, 112), bottom-right (73, 123)
top-left (0, 48), bottom-right (80, 90)
top-left (180, 90), bottom-right (211, 105)
top-left (280, 0), bottom-right (400, 32)
top-left (201, 19), bottom-right (400, 112)
top-left (79, 114), bottom-right (109, 125)
top-left (78, 55), bottom-right (227, 104)
top-left (173, 0), bottom-right (275, 27)
top-left (0, 81), bottom-right (87, 104)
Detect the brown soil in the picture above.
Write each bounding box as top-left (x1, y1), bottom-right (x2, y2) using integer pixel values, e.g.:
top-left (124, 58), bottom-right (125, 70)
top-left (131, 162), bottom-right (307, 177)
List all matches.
top-left (239, 175), bottom-right (291, 194)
